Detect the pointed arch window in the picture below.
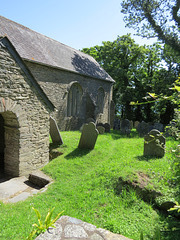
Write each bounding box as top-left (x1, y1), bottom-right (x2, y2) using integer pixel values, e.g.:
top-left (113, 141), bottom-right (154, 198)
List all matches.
top-left (67, 83), bottom-right (83, 117)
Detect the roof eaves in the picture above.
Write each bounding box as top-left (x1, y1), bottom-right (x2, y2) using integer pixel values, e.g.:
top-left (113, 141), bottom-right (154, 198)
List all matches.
top-left (23, 58), bottom-right (115, 83)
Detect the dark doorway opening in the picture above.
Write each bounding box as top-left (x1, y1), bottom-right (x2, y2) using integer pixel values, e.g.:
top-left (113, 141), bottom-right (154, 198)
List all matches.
top-left (0, 114), bottom-right (5, 176)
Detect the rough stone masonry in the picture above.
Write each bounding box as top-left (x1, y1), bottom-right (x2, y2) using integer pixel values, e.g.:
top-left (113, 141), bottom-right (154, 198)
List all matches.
top-left (0, 37), bottom-right (53, 176)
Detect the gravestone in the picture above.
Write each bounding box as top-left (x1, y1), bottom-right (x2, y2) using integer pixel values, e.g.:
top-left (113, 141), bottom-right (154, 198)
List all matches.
top-left (50, 116), bottom-right (63, 145)
top-left (121, 119), bottom-right (131, 135)
top-left (144, 129), bottom-right (165, 157)
top-left (96, 123), bottom-right (110, 133)
top-left (78, 122), bottom-right (98, 150)
top-left (96, 126), bottom-right (105, 134)
top-left (113, 118), bottom-right (120, 130)
top-left (148, 123), bottom-right (154, 132)
top-left (104, 123), bottom-right (111, 133)
top-left (130, 120), bottom-right (133, 129)
top-left (134, 121), bottom-right (139, 129)
top-left (137, 121), bottom-right (149, 137)
top-left (110, 100), bottom-right (115, 128)
top-left (148, 122), bottom-right (164, 133)
top-left (86, 118), bottom-right (95, 123)
top-left (153, 123), bottom-right (164, 132)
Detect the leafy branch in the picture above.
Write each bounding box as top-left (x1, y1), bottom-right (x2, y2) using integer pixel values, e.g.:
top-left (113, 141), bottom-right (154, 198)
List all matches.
top-left (26, 207), bottom-right (64, 240)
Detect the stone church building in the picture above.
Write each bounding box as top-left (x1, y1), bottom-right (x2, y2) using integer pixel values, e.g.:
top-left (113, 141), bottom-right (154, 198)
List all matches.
top-left (0, 16), bottom-right (114, 131)
top-left (0, 16), bottom-right (114, 176)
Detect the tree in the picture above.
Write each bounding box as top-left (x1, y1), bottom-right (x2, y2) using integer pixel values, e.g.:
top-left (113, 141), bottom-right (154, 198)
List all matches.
top-left (82, 35), bottom-right (145, 119)
top-left (82, 35), bottom-right (163, 120)
top-left (121, 0), bottom-right (180, 54)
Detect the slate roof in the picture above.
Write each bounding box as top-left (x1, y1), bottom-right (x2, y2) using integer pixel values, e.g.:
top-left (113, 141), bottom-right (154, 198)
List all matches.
top-left (0, 36), bottom-right (55, 111)
top-left (0, 16), bottom-right (114, 83)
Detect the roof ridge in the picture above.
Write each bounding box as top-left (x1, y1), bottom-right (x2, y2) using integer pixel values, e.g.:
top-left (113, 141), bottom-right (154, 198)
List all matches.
top-left (0, 15), bottom-right (91, 58)
top-left (0, 15), bottom-right (114, 82)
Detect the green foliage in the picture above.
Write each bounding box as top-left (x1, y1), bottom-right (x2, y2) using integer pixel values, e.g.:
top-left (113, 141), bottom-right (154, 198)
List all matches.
top-left (168, 202), bottom-right (180, 218)
top-left (82, 35), bottom-right (179, 123)
top-left (140, 228), bottom-right (161, 240)
top-left (121, 0), bottom-right (180, 54)
top-left (166, 109), bottom-right (180, 140)
top-left (26, 207), bottom-right (64, 240)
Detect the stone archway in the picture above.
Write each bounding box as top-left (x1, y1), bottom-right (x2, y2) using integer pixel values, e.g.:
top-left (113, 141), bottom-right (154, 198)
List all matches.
top-left (0, 98), bottom-right (24, 177)
top-left (0, 111), bottom-right (20, 176)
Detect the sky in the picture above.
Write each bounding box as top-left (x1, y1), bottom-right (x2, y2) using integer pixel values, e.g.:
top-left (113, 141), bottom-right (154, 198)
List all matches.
top-left (0, 0), bottom-right (156, 50)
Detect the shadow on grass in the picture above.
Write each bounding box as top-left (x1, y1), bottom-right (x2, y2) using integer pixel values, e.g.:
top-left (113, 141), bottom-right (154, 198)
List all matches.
top-left (49, 142), bottom-right (62, 150)
top-left (136, 155), bottom-right (160, 161)
top-left (49, 143), bottom-right (64, 161)
top-left (65, 147), bottom-right (91, 160)
top-left (110, 129), bottom-right (141, 140)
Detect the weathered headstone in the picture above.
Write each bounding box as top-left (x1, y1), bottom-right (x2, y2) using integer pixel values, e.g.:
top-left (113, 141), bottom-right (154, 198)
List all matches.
top-left (86, 118), bottom-right (95, 123)
top-left (50, 116), bottom-right (63, 145)
top-left (144, 129), bottom-right (165, 157)
top-left (134, 121), bottom-right (139, 129)
top-left (137, 121), bottom-right (149, 137)
top-left (121, 119), bottom-right (131, 135)
top-left (96, 125), bottom-right (105, 134)
top-left (96, 123), bottom-right (110, 133)
top-left (78, 122), bottom-right (98, 150)
top-left (153, 122), bottom-right (164, 132)
top-left (104, 123), bottom-right (111, 133)
top-left (113, 118), bottom-right (120, 130)
top-left (130, 120), bottom-right (133, 129)
top-left (110, 100), bottom-right (115, 128)
top-left (148, 122), bottom-right (164, 133)
top-left (148, 123), bottom-right (154, 133)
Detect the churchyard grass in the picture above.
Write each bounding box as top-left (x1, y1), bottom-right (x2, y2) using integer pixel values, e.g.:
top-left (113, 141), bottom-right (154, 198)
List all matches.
top-left (0, 130), bottom-right (179, 240)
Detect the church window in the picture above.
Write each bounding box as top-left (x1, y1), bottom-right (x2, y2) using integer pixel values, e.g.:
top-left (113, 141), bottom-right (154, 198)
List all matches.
top-left (97, 87), bottom-right (105, 113)
top-left (67, 83), bottom-right (83, 117)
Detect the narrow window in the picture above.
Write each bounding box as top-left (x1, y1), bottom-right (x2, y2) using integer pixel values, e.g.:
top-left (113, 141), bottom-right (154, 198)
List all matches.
top-left (67, 83), bottom-right (83, 117)
top-left (97, 87), bottom-right (105, 113)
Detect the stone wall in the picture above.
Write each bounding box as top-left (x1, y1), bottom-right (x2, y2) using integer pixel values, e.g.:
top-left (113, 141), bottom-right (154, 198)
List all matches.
top-left (0, 44), bottom-right (50, 176)
top-left (25, 61), bottom-right (113, 130)
top-left (0, 115), bottom-right (4, 170)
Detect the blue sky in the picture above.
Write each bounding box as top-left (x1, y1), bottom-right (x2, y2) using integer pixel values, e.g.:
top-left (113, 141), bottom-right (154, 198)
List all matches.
top-left (0, 0), bottom-right (155, 50)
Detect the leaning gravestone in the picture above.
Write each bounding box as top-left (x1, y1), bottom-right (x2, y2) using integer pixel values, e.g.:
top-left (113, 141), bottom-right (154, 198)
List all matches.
top-left (78, 122), bottom-right (98, 150)
top-left (137, 121), bottom-right (149, 137)
top-left (50, 116), bottom-right (63, 145)
top-left (121, 119), bottom-right (131, 135)
top-left (144, 129), bottom-right (165, 157)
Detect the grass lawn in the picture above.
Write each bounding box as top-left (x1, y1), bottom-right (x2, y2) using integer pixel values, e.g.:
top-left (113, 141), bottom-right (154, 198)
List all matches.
top-left (0, 130), bottom-right (179, 240)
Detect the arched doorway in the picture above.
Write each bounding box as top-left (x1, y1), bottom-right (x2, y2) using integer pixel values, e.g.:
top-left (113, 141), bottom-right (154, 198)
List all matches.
top-left (0, 111), bottom-right (20, 176)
